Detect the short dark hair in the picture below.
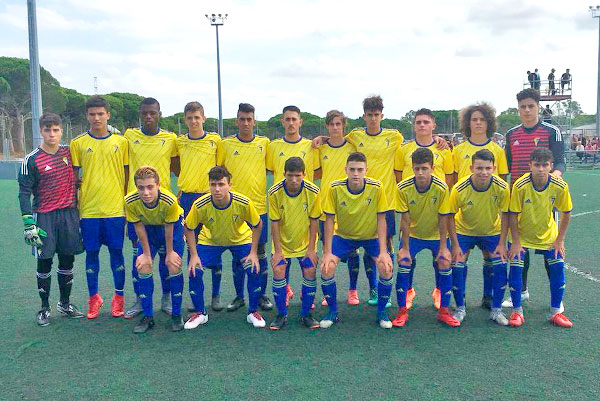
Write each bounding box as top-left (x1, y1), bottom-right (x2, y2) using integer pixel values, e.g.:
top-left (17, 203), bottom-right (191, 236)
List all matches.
top-left (325, 109), bottom-right (347, 126)
top-left (284, 157), bottom-right (305, 173)
top-left (85, 95), bottom-right (111, 112)
top-left (140, 97), bottom-right (160, 110)
top-left (208, 165), bottom-right (232, 182)
top-left (517, 88), bottom-right (540, 103)
top-left (472, 149), bottom-right (495, 164)
top-left (362, 95), bottom-right (383, 112)
top-left (414, 108), bottom-right (435, 121)
top-left (282, 105), bottom-right (301, 115)
top-left (347, 152), bottom-right (367, 164)
top-left (238, 103), bottom-right (255, 116)
top-left (459, 102), bottom-right (496, 138)
top-left (530, 148), bottom-right (553, 163)
top-left (411, 147), bottom-right (434, 166)
top-left (39, 113), bottom-right (62, 128)
top-left (184, 101), bottom-right (204, 115)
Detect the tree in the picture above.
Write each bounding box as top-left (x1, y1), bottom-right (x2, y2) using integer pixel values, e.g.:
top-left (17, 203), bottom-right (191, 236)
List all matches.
top-left (496, 108), bottom-right (521, 135)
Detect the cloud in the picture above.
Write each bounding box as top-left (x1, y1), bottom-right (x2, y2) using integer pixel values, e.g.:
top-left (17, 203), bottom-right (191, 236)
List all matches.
top-left (455, 44), bottom-right (484, 57)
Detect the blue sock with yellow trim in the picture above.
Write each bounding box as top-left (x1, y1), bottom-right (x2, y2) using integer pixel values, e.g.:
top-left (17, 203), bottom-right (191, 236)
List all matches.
top-left (138, 272), bottom-right (154, 317)
top-left (188, 267), bottom-right (205, 314)
top-left (169, 271), bottom-right (184, 316)
top-left (438, 268), bottom-right (452, 308)
top-left (85, 250), bottom-right (100, 297)
top-left (451, 262), bottom-right (466, 308)
top-left (300, 276), bottom-right (317, 317)
top-left (272, 278), bottom-right (287, 316)
top-left (108, 248), bottom-right (125, 296)
top-left (491, 257), bottom-right (507, 309)
top-left (348, 253), bottom-right (359, 291)
top-left (321, 277), bottom-right (337, 314)
top-left (547, 255), bottom-right (566, 309)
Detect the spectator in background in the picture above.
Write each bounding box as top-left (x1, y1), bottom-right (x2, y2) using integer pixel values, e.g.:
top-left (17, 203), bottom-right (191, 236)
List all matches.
top-left (548, 69), bottom-right (556, 95)
top-left (542, 105), bottom-right (553, 123)
top-left (575, 142), bottom-right (585, 159)
top-left (534, 68), bottom-right (541, 90)
top-left (561, 69), bottom-right (571, 94)
top-left (527, 71), bottom-right (534, 88)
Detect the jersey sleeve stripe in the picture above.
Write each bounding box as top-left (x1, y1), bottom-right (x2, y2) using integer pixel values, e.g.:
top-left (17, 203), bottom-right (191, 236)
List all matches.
top-left (125, 193), bottom-right (141, 203)
top-left (268, 181), bottom-right (285, 195)
top-left (304, 181), bottom-right (320, 193)
top-left (231, 193), bottom-right (250, 205)
top-left (194, 196), bottom-right (212, 209)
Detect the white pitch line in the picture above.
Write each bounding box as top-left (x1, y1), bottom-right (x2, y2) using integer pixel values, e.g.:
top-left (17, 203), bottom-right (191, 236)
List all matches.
top-left (566, 171), bottom-right (600, 177)
top-left (571, 209), bottom-right (600, 218)
top-left (565, 263), bottom-right (600, 284)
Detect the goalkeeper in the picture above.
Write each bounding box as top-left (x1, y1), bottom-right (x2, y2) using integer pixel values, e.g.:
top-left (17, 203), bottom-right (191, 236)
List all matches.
top-left (18, 113), bottom-right (84, 326)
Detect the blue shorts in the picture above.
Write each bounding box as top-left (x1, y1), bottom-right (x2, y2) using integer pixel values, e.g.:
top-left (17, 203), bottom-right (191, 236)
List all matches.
top-left (179, 191), bottom-right (205, 217)
top-left (80, 217), bottom-right (125, 251)
top-left (385, 210), bottom-right (396, 237)
top-left (457, 234), bottom-right (500, 254)
top-left (277, 256), bottom-right (314, 268)
top-left (259, 214), bottom-right (268, 244)
top-left (196, 243), bottom-right (252, 267)
top-left (127, 221), bottom-right (137, 243)
top-left (136, 218), bottom-right (185, 257)
top-left (508, 244), bottom-right (564, 261)
top-left (332, 235), bottom-right (379, 261)
top-left (399, 237), bottom-right (451, 260)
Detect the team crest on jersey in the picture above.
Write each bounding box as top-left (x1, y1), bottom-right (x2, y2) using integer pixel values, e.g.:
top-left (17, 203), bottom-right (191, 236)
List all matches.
top-left (550, 196), bottom-right (556, 204)
top-left (233, 215), bottom-right (239, 222)
top-left (434, 154), bottom-right (439, 160)
top-left (258, 146), bottom-right (263, 152)
top-left (86, 147), bottom-right (93, 153)
top-left (210, 141), bottom-right (215, 147)
top-left (366, 198), bottom-right (372, 205)
top-left (492, 195), bottom-right (498, 202)
top-left (303, 203), bottom-right (308, 211)
top-left (301, 151), bottom-right (306, 158)
top-left (385, 139), bottom-right (390, 147)
top-left (160, 140), bottom-right (166, 146)
top-left (62, 157), bottom-right (69, 166)
top-left (432, 197), bottom-right (438, 203)
top-left (534, 137), bottom-right (540, 146)
top-left (44, 165), bottom-right (52, 171)
top-left (113, 145), bottom-right (119, 153)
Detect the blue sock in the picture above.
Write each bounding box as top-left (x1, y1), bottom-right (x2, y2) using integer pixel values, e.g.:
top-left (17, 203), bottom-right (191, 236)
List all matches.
top-left (438, 268), bottom-right (452, 308)
top-left (108, 248), bottom-right (125, 296)
top-left (272, 278), bottom-right (287, 316)
top-left (462, 263), bottom-right (469, 297)
top-left (131, 243), bottom-right (140, 297)
top-left (483, 257), bottom-right (493, 297)
top-left (246, 264), bottom-right (261, 313)
top-left (285, 263), bottom-right (291, 286)
top-left (509, 259), bottom-right (524, 309)
top-left (188, 267), bottom-right (205, 314)
top-left (363, 254), bottom-right (377, 291)
top-left (348, 253), bottom-right (359, 291)
top-left (408, 260), bottom-right (416, 288)
top-left (169, 271), bottom-right (184, 316)
top-left (396, 263), bottom-right (411, 308)
top-left (321, 276), bottom-right (337, 314)
top-left (433, 261), bottom-right (441, 289)
top-left (491, 257), bottom-right (507, 309)
top-left (158, 253), bottom-right (170, 295)
top-left (138, 272), bottom-right (154, 317)
top-left (300, 276), bottom-right (317, 317)
top-left (547, 255), bottom-right (566, 309)
top-left (232, 260), bottom-right (245, 299)
top-left (377, 277), bottom-right (393, 314)
top-left (211, 266), bottom-right (222, 297)
top-left (85, 250), bottom-right (100, 297)
top-left (259, 257), bottom-right (268, 297)
top-left (451, 262), bottom-right (466, 308)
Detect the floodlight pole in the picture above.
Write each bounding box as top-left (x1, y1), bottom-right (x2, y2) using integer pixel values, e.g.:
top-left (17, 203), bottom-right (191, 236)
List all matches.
top-left (592, 6), bottom-right (600, 136)
top-left (206, 13), bottom-right (228, 136)
top-left (27, 0), bottom-right (43, 149)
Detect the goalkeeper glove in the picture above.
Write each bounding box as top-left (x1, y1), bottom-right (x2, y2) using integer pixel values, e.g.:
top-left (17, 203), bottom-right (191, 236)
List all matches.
top-left (22, 214), bottom-right (47, 247)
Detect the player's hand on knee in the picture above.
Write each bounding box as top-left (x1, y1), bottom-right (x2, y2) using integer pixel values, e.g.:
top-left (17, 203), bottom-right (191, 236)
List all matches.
top-left (305, 249), bottom-right (318, 267)
top-left (166, 251), bottom-right (182, 271)
top-left (271, 251), bottom-right (285, 269)
top-left (377, 252), bottom-right (393, 275)
top-left (136, 253), bottom-right (152, 272)
top-left (397, 248), bottom-right (412, 266)
top-left (451, 245), bottom-right (465, 263)
top-left (437, 248), bottom-right (451, 267)
top-left (508, 243), bottom-right (524, 261)
top-left (493, 243), bottom-right (507, 262)
top-left (243, 252), bottom-right (260, 273)
top-left (552, 239), bottom-right (565, 259)
top-left (188, 256), bottom-right (203, 277)
top-left (320, 253), bottom-right (336, 276)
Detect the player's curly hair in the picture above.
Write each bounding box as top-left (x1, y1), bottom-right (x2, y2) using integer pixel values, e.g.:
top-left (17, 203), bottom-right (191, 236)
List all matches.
top-left (458, 102), bottom-right (496, 138)
top-left (363, 95), bottom-right (383, 112)
top-left (134, 166), bottom-right (160, 185)
top-left (517, 88), bottom-right (540, 103)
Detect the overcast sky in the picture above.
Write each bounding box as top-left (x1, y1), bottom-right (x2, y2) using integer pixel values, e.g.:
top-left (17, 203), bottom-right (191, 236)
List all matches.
top-left (0, 0), bottom-right (597, 120)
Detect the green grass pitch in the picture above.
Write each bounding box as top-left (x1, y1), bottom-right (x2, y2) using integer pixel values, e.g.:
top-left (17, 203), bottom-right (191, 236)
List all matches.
top-left (1, 171), bottom-right (599, 400)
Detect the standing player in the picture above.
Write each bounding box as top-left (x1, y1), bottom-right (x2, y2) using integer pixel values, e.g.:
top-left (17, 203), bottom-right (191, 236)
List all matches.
top-left (503, 88), bottom-right (565, 309)
top-left (320, 152), bottom-right (394, 329)
top-left (394, 108), bottom-right (454, 310)
top-left (268, 157), bottom-right (321, 330)
top-left (453, 102), bottom-right (508, 310)
top-left (447, 150), bottom-right (510, 325)
top-left (175, 101), bottom-right (224, 311)
top-left (267, 105), bottom-right (320, 305)
top-left (70, 96), bottom-right (129, 319)
top-left (217, 103), bottom-right (273, 312)
top-left (123, 97), bottom-right (178, 319)
top-left (506, 148), bottom-right (573, 328)
top-left (124, 167), bottom-right (185, 333)
top-left (318, 110), bottom-right (365, 306)
top-left (393, 148), bottom-right (460, 328)
top-left (183, 166), bottom-right (266, 329)
top-left (18, 113), bottom-right (84, 326)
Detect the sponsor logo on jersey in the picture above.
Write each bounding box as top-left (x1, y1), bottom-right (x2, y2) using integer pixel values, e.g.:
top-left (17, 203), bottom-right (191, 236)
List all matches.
top-left (301, 151), bottom-right (306, 158)
top-left (340, 201), bottom-right (347, 207)
top-left (208, 217), bottom-right (214, 223)
top-left (385, 139), bottom-right (390, 147)
top-left (279, 152), bottom-right (285, 157)
top-left (44, 165), bottom-right (52, 171)
top-left (466, 200), bottom-right (473, 206)
top-left (525, 199), bottom-right (531, 204)
top-left (358, 143), bottom-right (364, 147)
top-left (233, 150), bottom-right (240, 156)
top-left (323, 155), bottom-right (329, 160)
top-left (492, 195), bottom-right (498, 202)
top-left (258, 145), bottom-right (263, 152)
top-left (513, 140), bottom-right (520, 146)
top-left (134, 140), bottom-right (140, 145)
top-left (409, 200), bottom-right (416, 205)
top-left (86, 147), bottom-right (93, 153)
top-left (464, 154), bottom-right (470, 159)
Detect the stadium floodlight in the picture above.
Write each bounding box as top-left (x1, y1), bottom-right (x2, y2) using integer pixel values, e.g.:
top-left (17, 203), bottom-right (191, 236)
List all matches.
top-left (590, 6), bottom-right (600, 136)
top-left (27, 0), bottom-right (43, 149)
top-left (206, 13), bottom-right (228, 135)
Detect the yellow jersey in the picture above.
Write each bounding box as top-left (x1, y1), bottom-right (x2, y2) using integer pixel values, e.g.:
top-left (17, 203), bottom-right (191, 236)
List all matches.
top-left (268, 179), bottom-right (322, 258)
top-left (318, 139), bottom-right (357, 214)
top-left (345, 128), bottom-right (403, 209)
top-left (185, 191), bottom-right (261, 246)
top-left (217, 135), bottom-right (270, 215)
top-left (124, 128), bottom-right (177, 192)
top-left (323, 177), bottom-right (389, 240)
top-left (448, 175), bottom-right (510, 236)
top-left (394, 139), bottom-right (453, 182)
top-left (452, 139), bottom-right (509, 180)
top-left (175, 132), bottom-right (221, 194)
top-left (70, 132), bottom-right (128, 218)
top-left (125, 189), bottom-right (183, 226)
top-left (509, 173), bottom-right (572, 250)
top-left (267, 137), bottom-right (320, 182)
top-left (396, 175), bottom-right (451, 240)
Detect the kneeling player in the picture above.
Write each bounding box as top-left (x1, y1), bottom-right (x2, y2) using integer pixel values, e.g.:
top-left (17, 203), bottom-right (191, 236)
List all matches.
top-left (125, 167), bottom-right (185, 333)
top-left (507, 148), bottom-right (573, 328)
top-left (268, 157), bottom-right (321, 330)
top-left (320, 152), bottom-right (394, 329)
top-left (394, 148), bottom-right (460, 328)
top-left (448, 149), bottom-right (510, 325)
top-left (184, 166), bottom-right (266, 329)
top-left (18, 113), bottom-right (84, 326)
